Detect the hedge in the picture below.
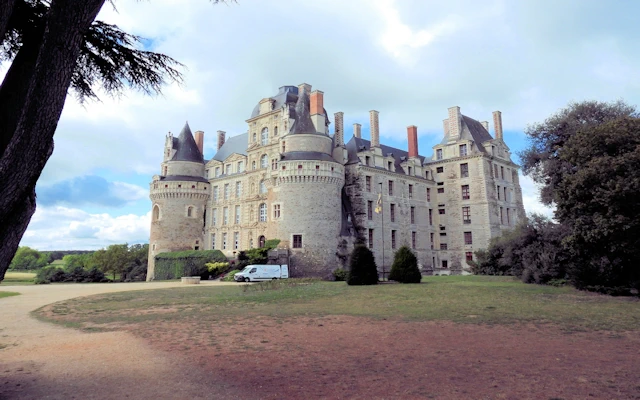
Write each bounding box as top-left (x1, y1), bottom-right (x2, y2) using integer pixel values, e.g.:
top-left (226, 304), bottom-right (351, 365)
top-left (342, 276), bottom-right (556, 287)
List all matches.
top-left (154, 250), bottom-right (227, 280)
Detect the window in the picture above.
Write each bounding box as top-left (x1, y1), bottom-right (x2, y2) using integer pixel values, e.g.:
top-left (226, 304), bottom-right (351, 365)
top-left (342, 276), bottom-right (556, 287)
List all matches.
top-left (464, 231), bottom-right (473, 245)
top-left (440, 243), bottom-right (448, 250)
top-left (365, 156), bottom-right (370, 166)
top-left (460, 163), bottom-right (469, 178)
top-left (293, 234), bottom-right (302, 248)
top-left (494, 164), bottom-right (498, 178)
top-left (260, 154), bottom-right (268, 169)
top-left (436, 166), bottom-right (444, 173)
top-left (427, 188), bottom-right (431, 201)
top-left (224, 184), bottom-right (229, 199)
top-left (387, 161), bottom-right (392, 170)
top-left (388, 180), bottom-right (394, 196)
top-left (408, 184), bottom-right (413, 198)
top-left (506, 208), bottom-right (511, 225)
top-left (152, 205), bottom-right (160, 221)
top-left (252, 160), bottom-right (256, 170)
top-left (259, 203), bottom-right (267, 222)
top-left (261, 127), bottom-right (269, 145)
top-left (366, 176), bottom-right (371, 192)
top-left (500, 207), bottom-right (504, 224)
top-left (436, 149), bottom-right (443, 160)
top-left (368, 229), bottom-right (374, 248)
top-left (501, 166), bottom-right (504, 180)
top-left (367, 201), bottom-right (373, 220)
top-left (461, 185), bottom-right (470, 200)
top-left (282, 141), bottom-right (286, 153)
top-left (235, 205), bottom-right (241, 224)
top-left (298, 164), bottom-right (303, 171)
top-left (439, 208), bottom-right (445, 215)
top-left (429, 209), bottom-right (433, 225)
top-left (459, 144), bottom-right (467, 156)
top-left (274, 126), bottom-right (278, 136)
top-left (412, 232), bottom-right (416, 249)
top-left (212, 209), bottom-right (217, 226)
top-left (215, 167), bottom-right (221, 177)
top-left (390, 204), bottom-right (396, 222)
top-left (466, 252), bottom-right (473, 262)
top-left (259, 181), bottom-right (267, 194)
top-left (315, 165), bottom-right (320, 174)
top-left (272, 159), bottom-right (278, 170)
top-left (408, 166), bottom-right (412, 175)
top-left (437, 188), bottom-right (444, 194)
top-left (430, 233), bottom-right (434, 249)
top-left (497, 185), bottom-right (501, 200)
top-left (222, 233), bottom-right (227, 250)
top-left (462, 206), bottom-right (471, 224)
top-left (504, 187), bottom-right (508, 202)
top-left (442, 260), bottom-right (448, 268)
top-left (211, 234), bottom-right (216, 249)
top-left (237, 161), bottom-right (244, 173)
top-left (391, 230), bottom-right (397, 249)
top-left (410, 207), bottom-right (415, 224)
top-left (236, 181), bottom-right (242, 197)
top-left (187, 206), bottom-right (193, 217)
top-left (225, 164), bottom-right (231, 175)
top-left (273, 204), bottom-right (281, 219)
top-left (213, 187), bottom-right (218, 202)
top-left (252, 132), bottom-right (257, 143)
top-left (223, 207), bottom-right (228, 225)
top-left (234, 232), bottom-right (239, 250)
top-left (512, 170), bottom-right (517, 183)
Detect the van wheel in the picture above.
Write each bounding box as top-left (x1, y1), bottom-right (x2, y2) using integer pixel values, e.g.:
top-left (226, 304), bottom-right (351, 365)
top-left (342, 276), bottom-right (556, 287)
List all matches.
top-left (244, 277), bottom-right (250, 282)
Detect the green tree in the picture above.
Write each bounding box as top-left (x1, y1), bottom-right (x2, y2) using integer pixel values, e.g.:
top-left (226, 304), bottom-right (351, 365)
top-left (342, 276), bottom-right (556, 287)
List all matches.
top-left (347, 244), bottom-right (378, 286)
top-left (92, 244), bottom-right (131, 280)
top-left (0, 0), bottom-right (228, 281)
top-left (389, 246), bottom-right (421, 283)
top-left (9, 246), bottom-right (47, 270)
top-left (556, 117), bottom-right (640, 290)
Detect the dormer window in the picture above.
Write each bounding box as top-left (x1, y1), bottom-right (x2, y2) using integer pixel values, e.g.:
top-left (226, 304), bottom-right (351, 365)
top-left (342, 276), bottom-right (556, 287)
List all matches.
top-left (460, 144), bottom-right (467, 156)
top-left (365, 156), bottom-right (371, 166)
top-left (436, 149), bottom-right (443, 160)
top-left (387, 161), bottom-right (392, 170)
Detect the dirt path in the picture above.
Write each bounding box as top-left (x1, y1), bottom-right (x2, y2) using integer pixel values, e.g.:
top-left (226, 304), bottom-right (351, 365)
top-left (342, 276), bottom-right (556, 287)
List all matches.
top-left (0, 281), bottom-right (238, 400)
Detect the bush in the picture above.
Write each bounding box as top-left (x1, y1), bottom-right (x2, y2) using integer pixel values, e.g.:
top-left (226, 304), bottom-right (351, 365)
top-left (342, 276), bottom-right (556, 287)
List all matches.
top-left (389, 246), bottom-right (421, 283)
top-left (154, 250), bottom-right (226, 280)
top-left (222, 270), bottom-right (241, 282)
top-left (332, 268), bottom-right (348, 281)
top-left (347, 245), bottom-right (378, 285)
top-left (34, 266), bottom-right (108, 284)
top-left (35, 266), bottom-right (65, 284)
top-left (206, 262), bottom-right (231, 278)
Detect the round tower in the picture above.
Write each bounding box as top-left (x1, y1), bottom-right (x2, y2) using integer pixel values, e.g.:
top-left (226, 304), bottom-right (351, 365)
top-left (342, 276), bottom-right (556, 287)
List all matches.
top-left (147, 122), bottom-right (210, 281)
top-left (270, 85), bottom-right (344, 277)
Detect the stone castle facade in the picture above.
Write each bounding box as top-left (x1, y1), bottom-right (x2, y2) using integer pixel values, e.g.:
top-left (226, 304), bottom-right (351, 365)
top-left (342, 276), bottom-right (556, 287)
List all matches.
top-left (146, 83), bottom-right (525, 280)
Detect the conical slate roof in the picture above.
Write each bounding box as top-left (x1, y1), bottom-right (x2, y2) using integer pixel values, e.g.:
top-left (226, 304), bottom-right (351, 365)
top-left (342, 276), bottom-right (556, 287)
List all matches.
top-left (290, 87), bottom-right (317, 134)
top-left (171, 122), bottom-right (204, 163)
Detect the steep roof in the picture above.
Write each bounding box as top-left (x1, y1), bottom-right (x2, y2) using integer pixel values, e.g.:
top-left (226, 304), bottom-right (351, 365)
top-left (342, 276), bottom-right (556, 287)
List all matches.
top-left (289, 87), bottom-right (318, 134)
top-left (250, 86), bottom-right (299, 119)
top-left (439, 115), bottom-right (494, 153)
top-left (211, 132), bottom-right (248, 162)
top-left (345, 136), bottom-right (428, 174)
top-left (171, 122), bottom-right (204, 163)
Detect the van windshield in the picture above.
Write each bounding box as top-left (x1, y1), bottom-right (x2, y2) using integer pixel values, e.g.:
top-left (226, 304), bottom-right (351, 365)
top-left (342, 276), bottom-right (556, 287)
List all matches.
top-left (241, 267), bottom-right (252, 273)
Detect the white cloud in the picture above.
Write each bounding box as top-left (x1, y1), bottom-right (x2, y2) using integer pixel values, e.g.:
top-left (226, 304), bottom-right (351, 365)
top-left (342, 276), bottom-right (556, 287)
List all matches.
top-left (519, 175), bottom-right (554, 219)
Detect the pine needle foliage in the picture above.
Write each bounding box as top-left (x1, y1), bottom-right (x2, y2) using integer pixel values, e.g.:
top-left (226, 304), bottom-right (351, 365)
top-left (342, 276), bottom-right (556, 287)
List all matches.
top-left (389, 246), bottom-right (421, 283)
top-left (347, 244), bottom-right (378, 285)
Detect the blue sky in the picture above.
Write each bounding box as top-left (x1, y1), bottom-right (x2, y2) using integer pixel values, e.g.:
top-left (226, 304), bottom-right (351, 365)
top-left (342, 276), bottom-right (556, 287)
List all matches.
top-left (6, 0), bottom-right (639, 250)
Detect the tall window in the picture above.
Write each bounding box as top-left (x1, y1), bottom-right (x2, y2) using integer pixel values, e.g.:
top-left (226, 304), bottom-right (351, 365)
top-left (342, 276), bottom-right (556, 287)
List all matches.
top-left (410, 207), bottom-right (415, 224)
top-left (213, 186), bottom-right (218, 202)
top-left (260, 154), bottom-right (268, 168)
top-left (504, 187), bottom-right (508, 202)
top-left (252, 132), bottom-right (256, 143)
top-left (365, 156), bottom-right (370, 166)
top-left (427, 188), bottom-right (431, 202)
top-left (234, 232), bottom-right (239, 250)
top-left (411, 232), bottom-right (416, 249)
top-left (430, 233), bottom-right (434, 249)
top-left (408, 184), bottom-right (413, 198)
top-left (368, 229), bottom-right (374, 248)
top-left (259, 180), bottom-right (267, 194)
top-left (366, 176), bottom-right (371, 192)
top-left (261, 127), bottom-right (268, 145)
top-left (274, 126), bottom-right (278, 136)
top-left (500, 207), bottom-right (504, 224)
top-left (497, 185), bottom-right (501, 200)
top-left (387, 161), bottom-right (393, 170)
top-left (367, 201), bottom-right (373, 220)
top-left (436, 149), bottom-right (443, 160)
top-left (391, 230), bottom-right (396, 249)
top-left (466, 252), bottom-right (473, 262)
top-left (390, 204), bottom-right (396, 222)
top-left (152, 205), bottom-right (160, 221)
top-left (224, 184), bottom-right (229, 199)
top-left (506, 208), bottom-right (511, 225)
top-left (259, 203), bottom-right (267, 222)
top-left (282, 141), bottom-right (286, 153)
top-left (215, 167), bottom-right (221, 177)
top-left (252, 160), bottom-right (256, 170)
top-left (237, 161), bottom-right (244, 172)
top-left (222, 233), bottom-right (227, 250)
top-left (429, 209), bottom-right (433, 225)
top-left (460, 163), bottom-right (469, 178)
top-left (462, 206), bottom-right (471, 224)
top-left (464, 231), bottom-right (473, 245)
top-left (459, 144), bottom-right (467, 156)
top-left (225, 164), bottom-right (231, 175)
top-left (388, 180), bottom-right (394, 196)
top-left (236, 181), bottom-right (242, 197)
top-left (461, 185), bottom-right (470, 200)
top-left (442, 260), bottom-right (448, 268)
top-left (235, 205), bottom-right (241, 224)
top-left (501, 166), bottom-right (505, 180)
top-left (187, 206), bottom-right (193, 217)
top-left (223, 207), bottom-right (229, 225)
top-left (211, 233), bottom-right (216, 249)
top-left (494, 164), bottom-right (499, 178)
top-left (212, 209), bottom-right (217, 226)
top-left (293, 235), bottom-right (302, 248)
top-left (273, 204), bottom-right (281, 219)
top-left (271, 159), bottom-right (278, 170)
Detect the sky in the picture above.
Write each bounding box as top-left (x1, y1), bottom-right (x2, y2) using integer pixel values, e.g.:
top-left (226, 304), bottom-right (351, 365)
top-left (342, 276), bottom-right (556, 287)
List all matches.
top-left (9, 0), bottom-right (640, 251)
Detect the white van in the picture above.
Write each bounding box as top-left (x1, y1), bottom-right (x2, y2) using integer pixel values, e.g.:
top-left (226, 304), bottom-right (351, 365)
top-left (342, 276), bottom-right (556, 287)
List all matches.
top-left (234, 264), bottom-right (289, 282)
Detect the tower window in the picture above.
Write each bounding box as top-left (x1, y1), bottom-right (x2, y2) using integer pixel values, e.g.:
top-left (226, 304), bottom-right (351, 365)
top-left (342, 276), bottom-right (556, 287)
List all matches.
top-left (390, 203), bottom-right (396, 222)
top-left (259, 203), bottom-right (267, 222)
top-left (460, 163), bottom-right (469, 178)
top-left (293, 234), bottom-right (303, 248)
top-left (391, 230), bottom-right (397, 249)
top-left (388, 180), bottom-right (394, 196)
top-left (152, 205), bottom-right (160, 221)
top-left (187, 206), bottom-right (194, 217)
top-left (462, 206), bottom-right (471, 224)
top-left (461, 185), bottom-right (470, 200)
top-left (410, 206), bottom-right (415, 224)
top-left (412, 231), bottom-right (416, 249)
top-left (367, 201), bottom-right (373, 220)
top-left (366, 176), bottom-right (372, 191)
top-left (368, 229), bottom-right (374, 249)
top-left (408, 184), bottom-right (413, 198)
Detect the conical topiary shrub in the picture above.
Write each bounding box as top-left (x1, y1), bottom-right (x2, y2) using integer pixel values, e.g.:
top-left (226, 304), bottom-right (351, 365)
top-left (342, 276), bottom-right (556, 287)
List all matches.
top-left (389, 246), bottom-right (421, 283)
top-left (347, 244), bottom-right (379, 285)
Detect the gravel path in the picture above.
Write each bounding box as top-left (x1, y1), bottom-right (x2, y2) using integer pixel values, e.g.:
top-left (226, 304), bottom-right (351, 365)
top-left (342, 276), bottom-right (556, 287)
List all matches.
top-left (0, 281), bottom-right (236, 400)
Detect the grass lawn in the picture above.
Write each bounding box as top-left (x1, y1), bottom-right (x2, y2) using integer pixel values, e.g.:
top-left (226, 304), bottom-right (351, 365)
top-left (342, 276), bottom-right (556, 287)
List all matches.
top-left (0, 291), bottom-right (20, 298)
top-left (36, 276), bottom-right (640, 332)
top-left (2, 271), bottom-right (36, 285)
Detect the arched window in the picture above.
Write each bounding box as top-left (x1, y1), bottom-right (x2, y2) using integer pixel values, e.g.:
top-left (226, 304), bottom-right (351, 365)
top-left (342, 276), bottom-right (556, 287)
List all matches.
top-left (261, 127), bottom-right (269, 145)
top-left (152, 205), bottom-right (160, 221)
top-left (187, 206), bottom-right (194, 217)
top-left (259, 180), bottom-right (267, 194)
top-left (274, 126), bottom-right (278, 136)
top-left (252, 160), bottom-right (256, 170)
top-left (252, 133), bottom-right (257, 143)
top-left (258, 235), bottom-right (266, 248)
top-left (259, 203), bottom-right (267, 222)
top-left (260, 154), bottom-right (268, 168)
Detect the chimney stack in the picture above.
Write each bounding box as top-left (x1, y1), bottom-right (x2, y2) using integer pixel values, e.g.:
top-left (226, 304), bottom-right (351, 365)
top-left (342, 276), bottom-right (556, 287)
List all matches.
top-left (194, 130), bottom-right (204, 156)
top-left (334, 112), bottom-right (344, 146)
top-left (310, 90), bottom-right (325, 133)
top-left (447, 106), bottom-right (461, 140)
top-left (353, 123), bottom-right (362, 138)
top-left (407, 125), bottom-right (418, 158)
top-left (370, 110), bottom-right (380, 147)
top-left (492, 111), bottom-right (503, 140)
top-left (443, 119), bottom-right (450, 137)
top-left (481, 121), bottom-right (489, 132)
top-left (217, 130), bottom-right (226, 150)
top-left (298, 83), bottom-right (311, 96)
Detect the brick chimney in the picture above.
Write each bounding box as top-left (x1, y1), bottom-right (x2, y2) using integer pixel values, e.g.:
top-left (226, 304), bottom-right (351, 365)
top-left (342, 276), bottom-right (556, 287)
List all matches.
top-left (310, 90), bottom-right (325, 133)
top-left (353, 123), bottom-right (362, 138)
top-left (217, 130), bottom-right (226, 150)
top-left (481, 121), bottom-right (489, 132)
top-left (492, 111), bottom-right (503, 140)
top-left (370, 110), bottom-right (380, 147)
top-left (447, 106), bottom-right (461, 140)
top-left (407, 125), bottom-right (418, 158)
top-left (334, 112), bottom-right (344, 146)
top-left (194, 130), bottom-right (204, 156)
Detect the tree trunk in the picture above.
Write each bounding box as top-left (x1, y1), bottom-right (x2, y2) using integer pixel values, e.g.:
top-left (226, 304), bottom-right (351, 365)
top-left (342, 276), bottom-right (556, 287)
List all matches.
top-left (0, 0), bottom-right (106, 281)
top-left (0, 0), bottom-right (17, 42)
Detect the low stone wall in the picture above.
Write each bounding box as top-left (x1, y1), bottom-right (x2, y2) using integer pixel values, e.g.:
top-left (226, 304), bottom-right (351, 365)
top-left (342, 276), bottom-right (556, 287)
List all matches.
top-left (181, 276), bottom-right (201, 284)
